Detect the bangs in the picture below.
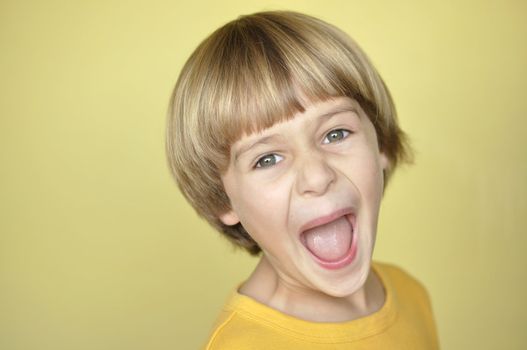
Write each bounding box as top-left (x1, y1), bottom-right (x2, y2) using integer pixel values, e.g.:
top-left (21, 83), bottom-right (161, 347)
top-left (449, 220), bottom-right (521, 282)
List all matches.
top-left (184, 12), bottom-right (378, 169)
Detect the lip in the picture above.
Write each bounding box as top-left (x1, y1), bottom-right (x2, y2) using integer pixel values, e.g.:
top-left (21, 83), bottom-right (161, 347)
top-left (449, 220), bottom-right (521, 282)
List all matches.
top-left (298, 207), bottom-right (356, 236)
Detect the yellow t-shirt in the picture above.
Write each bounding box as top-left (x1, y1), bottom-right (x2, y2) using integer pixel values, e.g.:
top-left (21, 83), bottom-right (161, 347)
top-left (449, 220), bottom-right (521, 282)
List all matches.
top-left (203, 261), bottom-right (439, 349)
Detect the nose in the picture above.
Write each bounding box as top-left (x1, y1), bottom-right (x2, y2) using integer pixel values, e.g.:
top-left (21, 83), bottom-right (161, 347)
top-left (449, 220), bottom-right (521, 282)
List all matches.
top-left (295, 151), bottom-right (337, 197)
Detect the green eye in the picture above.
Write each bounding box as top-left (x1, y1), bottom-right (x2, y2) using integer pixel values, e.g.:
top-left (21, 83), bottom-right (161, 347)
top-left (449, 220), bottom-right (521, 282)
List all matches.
top-left (323, 129), bottom-right (351, 144)
top-left (255, 154), bottom-right (283, 168)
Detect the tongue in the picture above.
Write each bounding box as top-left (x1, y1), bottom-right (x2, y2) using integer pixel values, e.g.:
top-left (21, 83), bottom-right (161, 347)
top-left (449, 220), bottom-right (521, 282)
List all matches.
top-left (303, 216), bottom-right (352, 262)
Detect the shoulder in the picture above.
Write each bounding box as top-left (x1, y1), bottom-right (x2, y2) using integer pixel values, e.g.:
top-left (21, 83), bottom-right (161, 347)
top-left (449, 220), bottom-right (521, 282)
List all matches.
top-left (202, 287), bottom-right (277, 350)
top-left (203, 310), bottom-right (270, 350)
top-left (373, 260), bottom-right (433, 305)
top-left (373, 260), bottom-right (438, 334)
top-left (373, 261), bottom-right (440, 347)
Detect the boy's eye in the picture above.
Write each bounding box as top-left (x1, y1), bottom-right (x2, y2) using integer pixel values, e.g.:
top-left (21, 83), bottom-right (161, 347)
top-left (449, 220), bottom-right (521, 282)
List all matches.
top-left (322, 129), bottom-right (351, 144)
top-left (254, 154), bottom-right (283, 169)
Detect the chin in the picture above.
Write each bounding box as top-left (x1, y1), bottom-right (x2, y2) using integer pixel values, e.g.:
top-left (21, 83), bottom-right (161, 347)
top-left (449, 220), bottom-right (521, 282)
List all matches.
top-left (313, 261), bottom-right (372, 298)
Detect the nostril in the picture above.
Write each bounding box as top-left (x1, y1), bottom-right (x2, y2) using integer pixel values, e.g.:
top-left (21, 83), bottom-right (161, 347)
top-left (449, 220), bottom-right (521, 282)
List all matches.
top-left (295, 157), bottom-right (336, 196)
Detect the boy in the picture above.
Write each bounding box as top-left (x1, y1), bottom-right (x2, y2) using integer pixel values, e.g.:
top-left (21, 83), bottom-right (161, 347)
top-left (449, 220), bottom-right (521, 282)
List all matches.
top-left (166, 10), bottom-right (439, 349)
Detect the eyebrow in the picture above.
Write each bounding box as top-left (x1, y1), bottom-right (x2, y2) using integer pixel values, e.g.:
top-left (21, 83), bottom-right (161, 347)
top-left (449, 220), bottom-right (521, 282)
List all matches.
top-left (234, 134), bottom-right (283, 163)
top-left (233, 106), bottom-right (357, 162)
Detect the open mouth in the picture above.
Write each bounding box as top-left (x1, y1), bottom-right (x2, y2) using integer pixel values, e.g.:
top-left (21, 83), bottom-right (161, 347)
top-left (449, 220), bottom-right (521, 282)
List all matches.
top-left (300, 212), bottom-right (358, 270)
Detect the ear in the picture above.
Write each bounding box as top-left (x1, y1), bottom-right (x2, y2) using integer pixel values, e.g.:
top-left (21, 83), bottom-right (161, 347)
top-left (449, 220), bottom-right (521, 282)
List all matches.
top-left (219, 209), bottom-right (240, 226)
top-left (379, 151), bottom-right (390, 171)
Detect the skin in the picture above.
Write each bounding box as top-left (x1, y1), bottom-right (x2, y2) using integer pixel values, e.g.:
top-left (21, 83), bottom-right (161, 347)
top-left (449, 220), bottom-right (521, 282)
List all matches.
top-left (219, 96), bottom-right (389, 322)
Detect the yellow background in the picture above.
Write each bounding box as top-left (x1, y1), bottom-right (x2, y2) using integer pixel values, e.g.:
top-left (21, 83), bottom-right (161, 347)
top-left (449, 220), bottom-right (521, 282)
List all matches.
top-left (1, 1), bottom-right (526, 349)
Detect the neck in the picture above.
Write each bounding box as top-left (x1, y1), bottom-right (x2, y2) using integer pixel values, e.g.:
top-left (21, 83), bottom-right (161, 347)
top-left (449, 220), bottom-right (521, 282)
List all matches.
top-left (238, 255), bottom-right (385, 322)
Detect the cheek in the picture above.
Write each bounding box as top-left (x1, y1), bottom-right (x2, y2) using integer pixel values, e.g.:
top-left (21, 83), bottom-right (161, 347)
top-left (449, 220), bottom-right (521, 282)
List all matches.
top-left (345, 152), bottom-right (384, 200)
top-left (230, 178), bottom-right (291, 237)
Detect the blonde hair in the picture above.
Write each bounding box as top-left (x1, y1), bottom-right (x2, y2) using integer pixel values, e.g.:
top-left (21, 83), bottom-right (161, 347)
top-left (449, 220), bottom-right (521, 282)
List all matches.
top-left (166, 10), bottom-right (412, 255)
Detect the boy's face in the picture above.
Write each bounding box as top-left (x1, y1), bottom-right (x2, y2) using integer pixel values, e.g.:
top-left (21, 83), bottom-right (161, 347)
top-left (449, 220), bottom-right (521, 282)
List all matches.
top-left (219, 96), bottom-right (388, 297)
